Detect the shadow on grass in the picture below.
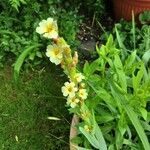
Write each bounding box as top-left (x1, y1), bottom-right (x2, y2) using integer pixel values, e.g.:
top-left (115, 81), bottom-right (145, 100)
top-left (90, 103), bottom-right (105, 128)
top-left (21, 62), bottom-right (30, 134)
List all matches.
top-left (0, 64), bottom-right (71, 150)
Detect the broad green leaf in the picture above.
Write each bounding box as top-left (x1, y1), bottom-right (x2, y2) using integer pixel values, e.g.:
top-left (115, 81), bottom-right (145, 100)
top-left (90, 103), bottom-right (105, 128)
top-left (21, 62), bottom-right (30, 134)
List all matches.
top-left (98, 45), bottom-right (106, 57)
top-left (13, 44), bottom-right (41, 83)
top-left (101, 124), bottom-right (115, 135)
top-left (79, 111), bottom-right (107, 150)
top-left (123, 139), bottom-right (137, 148)
top-left (83, 61), bottom-right (90, 76)
top-left (132, 63), bottom-right (144, 92)
top-left (142, 50), bottom-right (150, 65)
top-left (29, 52), bottom-right (36, 60)
top-left (88, 59), bottom-right (100, 76)
top-left (113, 82), bottom-right (126, 94)
top-left (79, 127), bottom-right (100, 149)
top-left (106, 34), bottom-right (114, 50)
top-left (96, 115), bottom-right (114, 124)
top-left (36, 51), bottom-right (43, 58)
top-left (83, 59), bottom-right (100, 77)
top-left (114, 55), bottom-right (127, 92)
top-left (139, 107), bottom-right (147, 121)
top-left (94, 121), bottom-right (107, 150)
top-left (108, 144), bottom-right (115, 150)
top-left (87, 80), bottom-right (117, 113)
top-left (123, 104), bottom-right (150, 150)
top-left (118, 113), bottom-right (127, 136)
top-left (115, 129), bottom-right (124, 150)
top-left (140, 120), bottom-right (150, 131)
top-left (124, 50), bottom-right (137, 71)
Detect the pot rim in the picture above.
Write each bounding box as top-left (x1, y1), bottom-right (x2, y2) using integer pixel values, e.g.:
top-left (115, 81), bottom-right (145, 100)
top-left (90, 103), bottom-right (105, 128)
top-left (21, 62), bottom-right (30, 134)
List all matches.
top-left (70, 115), bottom-right (79, 150)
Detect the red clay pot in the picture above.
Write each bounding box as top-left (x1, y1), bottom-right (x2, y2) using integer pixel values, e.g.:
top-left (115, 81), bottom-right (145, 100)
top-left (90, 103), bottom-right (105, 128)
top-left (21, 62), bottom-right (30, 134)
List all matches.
top-left (113, 0), bottom-right (150, 21)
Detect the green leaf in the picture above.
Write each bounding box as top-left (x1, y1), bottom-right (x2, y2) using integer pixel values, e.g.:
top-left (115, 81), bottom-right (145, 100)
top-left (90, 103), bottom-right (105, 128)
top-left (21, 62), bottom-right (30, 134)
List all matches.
top-left (106, 34), bottom-right (114, 50)
top-left (123, 104), bottom-right (150, 150)
top-left (29, 52), bottom-right (36, 60)
top-left (13, 44), bottom-right (41, 83)
top-left (108, 144), bottom-right (115, 150)
top-left (142, 50), bottom-right (150, 65)
top-left (139, 107), bottom-right (147, 121)
top-left (79, 111), bottom-right (107, 150)
top-left (118, 113), bottom-right (127, 136)
top-left (114, 55), bottom-right (127, 92)
top-left (83, 61), bottom-right (90, 76)
top-left (124, 50), bottom-right (137, 71)
top-left (115, 129), bottom-right (124, 150)
top-left (140, 120), bottom-right (150, 131)
top-left (79, 127), bottom-right (100, 149)
top-left (115, 25), bottom-right (127, 58)
top-left (123, 139), bottom-right (137, 148)
top-left (87, 80), bottom-right (117, 113)
top-left (36, 51), bottom-right (42, 58)
top-left (94, 120), bottom-right (107, 150)
top-left (96, 114), bottom-right (114, 124)
top-left (132, 63), bottom-right (144, 92)
top-left (83, 59), bottom-right (100, 77)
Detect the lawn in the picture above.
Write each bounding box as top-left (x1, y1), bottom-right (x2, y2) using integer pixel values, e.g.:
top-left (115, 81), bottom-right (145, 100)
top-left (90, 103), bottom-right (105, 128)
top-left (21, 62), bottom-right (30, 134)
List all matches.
top-left (0, 64), bottom-right (71, 150)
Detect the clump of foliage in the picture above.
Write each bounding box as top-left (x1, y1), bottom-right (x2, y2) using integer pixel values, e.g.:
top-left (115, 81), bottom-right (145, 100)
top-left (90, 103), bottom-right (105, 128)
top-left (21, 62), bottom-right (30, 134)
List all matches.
top-left (114, 20), bottom-right (150, 57)
top-left (0, 0), bottom-right (81, 68)
top-left (81, 35), bottom-right (150, 149)
top-left (100, 12), bottom-right (150, 68)
top-left (36, 17), bottom-right (150, 150)
top-left (9, 0), bottom-right (28, 11)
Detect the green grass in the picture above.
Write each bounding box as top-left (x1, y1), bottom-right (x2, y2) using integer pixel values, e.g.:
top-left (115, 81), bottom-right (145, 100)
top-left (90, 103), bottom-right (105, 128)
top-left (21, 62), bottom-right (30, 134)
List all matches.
top-left (0, 64), bottom-right (71, 150)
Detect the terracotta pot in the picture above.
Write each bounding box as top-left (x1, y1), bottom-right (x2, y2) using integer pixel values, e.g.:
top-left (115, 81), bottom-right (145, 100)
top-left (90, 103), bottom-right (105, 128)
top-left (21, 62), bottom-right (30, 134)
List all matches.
top-left (70, 115), bottom-right (79, 150)
top-left (113, 0), bottom-right (150, 21)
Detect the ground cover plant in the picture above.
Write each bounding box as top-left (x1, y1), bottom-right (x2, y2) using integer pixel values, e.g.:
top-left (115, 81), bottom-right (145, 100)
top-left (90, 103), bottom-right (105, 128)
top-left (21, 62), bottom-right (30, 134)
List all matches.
top-left (0, 64), bottom-right (70, 150)
top-left (36, 17), bottom-right (150, 150)
top-left (0, 0), bottom-right (81, 68)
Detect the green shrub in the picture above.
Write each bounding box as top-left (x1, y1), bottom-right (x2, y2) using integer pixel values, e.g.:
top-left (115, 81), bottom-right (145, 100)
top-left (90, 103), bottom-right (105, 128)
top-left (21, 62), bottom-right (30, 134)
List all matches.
top-left (0, 0), bottom-right (81, 67)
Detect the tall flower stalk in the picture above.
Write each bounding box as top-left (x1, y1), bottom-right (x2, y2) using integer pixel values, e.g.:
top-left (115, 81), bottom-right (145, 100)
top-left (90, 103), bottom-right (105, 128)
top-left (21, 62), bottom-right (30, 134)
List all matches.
top-left (36, 17), bottom-right (88, 115)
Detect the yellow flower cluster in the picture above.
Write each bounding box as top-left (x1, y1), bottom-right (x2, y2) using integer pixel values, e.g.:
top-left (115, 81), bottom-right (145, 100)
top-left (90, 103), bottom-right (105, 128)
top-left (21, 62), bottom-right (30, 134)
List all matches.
top-left (61, 73), bottom-right (87, 108)
top-left (36, 18), bottom-right (94, 134)
top-left (36, 17), bottom-right (88, 109)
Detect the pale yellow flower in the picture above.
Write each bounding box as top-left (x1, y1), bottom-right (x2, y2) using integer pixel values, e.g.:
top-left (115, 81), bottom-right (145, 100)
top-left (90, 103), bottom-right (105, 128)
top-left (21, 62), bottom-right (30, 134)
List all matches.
top-left (75, 73), bottom-right (85, 83)
top-left (46, 44), bottom-right (63, 65)
top-left (62, 82), bottom-right (78, 98)
top-left (36, 18), bottom-right (58, 39)
top-left (67, 97), bottom-right (79, 108)
top-left (84, 125), bottom-right (92, 132)
top-left (78, 89), bottom-right (88, 100)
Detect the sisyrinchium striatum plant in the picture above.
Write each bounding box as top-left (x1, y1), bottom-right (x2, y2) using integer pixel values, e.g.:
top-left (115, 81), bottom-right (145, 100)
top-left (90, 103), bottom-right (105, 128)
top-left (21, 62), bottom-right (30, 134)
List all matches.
top-left (36, 18), bottom-right (150, 150)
